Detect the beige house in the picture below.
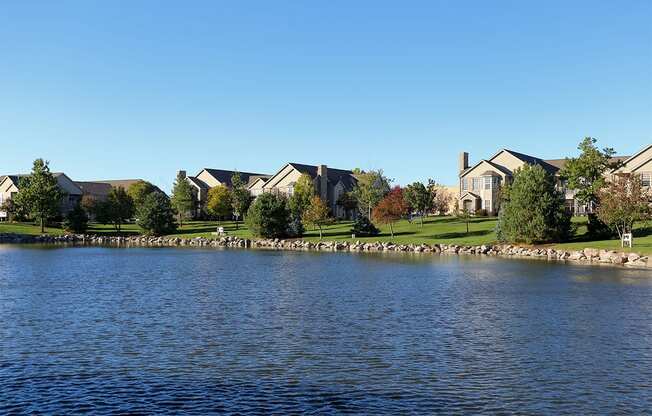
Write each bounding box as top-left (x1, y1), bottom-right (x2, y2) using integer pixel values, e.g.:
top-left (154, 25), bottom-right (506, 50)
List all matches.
top-left (258, 163), bottom-right (357, 218)
top-left (183, 169), bottom-right (271, 217)
top-left (611, 144), bottom-right (652, 185)
top-left (0, 173), bottom-right (83, 220)
top-left (458, 145), bottom-right (650, 216)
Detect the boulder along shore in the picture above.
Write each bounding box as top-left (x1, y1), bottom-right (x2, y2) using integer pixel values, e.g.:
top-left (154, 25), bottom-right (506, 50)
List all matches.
top-left (1, 233), bottom-right (650, 270)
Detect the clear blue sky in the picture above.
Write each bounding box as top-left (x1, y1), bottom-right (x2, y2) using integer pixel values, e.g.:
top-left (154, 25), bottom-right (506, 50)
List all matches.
top-left (2, 1), bottom-right (651, 192)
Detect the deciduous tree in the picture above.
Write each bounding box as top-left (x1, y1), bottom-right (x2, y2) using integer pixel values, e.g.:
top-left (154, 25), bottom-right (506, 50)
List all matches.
top-left (596, 175), bottom-right (651, 244)
top-left (560, 137), bottom-right (621, 236)
top-left (428, 180), bottom-right (453, 215)
top-left (302, 196), bottom-right (333, 239)
top-left (352, 169), bottom-right (391, 218)
top-left (289, 173), bottom-right (315, 217)
top-left (13, 159), bottom-right (63, 233)
top-left (372, 186), bottom-right (408, 238)
top-left (105, 187), bottom-right (135, 233)
top-left (404, 181), bottom-right (432, 227)
top-left (206, 185), bottom-right (232, 224)
top-left (127, 180), bottom-right (158, 208)
top-left (230, 172), bottom-right (252, 229)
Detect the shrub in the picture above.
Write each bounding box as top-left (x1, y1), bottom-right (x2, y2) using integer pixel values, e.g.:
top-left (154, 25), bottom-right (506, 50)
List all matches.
top-left (497, 164), bottom-right (572, 244)
top-left (287, 215), bottom-right (305, 238)
top-left (62, 203), bottom-right (88, 233)
top-left (245, 193), bottom-right (291, 238)
top-left (136, 192), bottom-right (177, 236)
top-left (350, 216), bottom-right (379, 237)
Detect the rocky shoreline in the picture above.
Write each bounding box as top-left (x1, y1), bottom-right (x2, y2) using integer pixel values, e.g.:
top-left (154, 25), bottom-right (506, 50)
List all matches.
top-left (1, 232), bottom-right (650, 269)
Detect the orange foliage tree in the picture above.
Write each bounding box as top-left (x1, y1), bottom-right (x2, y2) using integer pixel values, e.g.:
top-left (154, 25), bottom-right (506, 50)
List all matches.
top-left (372, 186), bottom-right (409, 238)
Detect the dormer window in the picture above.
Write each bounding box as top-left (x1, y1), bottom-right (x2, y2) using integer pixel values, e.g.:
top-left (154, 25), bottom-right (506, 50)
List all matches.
top-left (642, 173), bottom-right (651, 187)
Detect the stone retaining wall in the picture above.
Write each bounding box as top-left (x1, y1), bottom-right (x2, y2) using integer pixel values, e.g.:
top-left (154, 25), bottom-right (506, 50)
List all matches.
top-left (1, 233), bottom-right (650, 269)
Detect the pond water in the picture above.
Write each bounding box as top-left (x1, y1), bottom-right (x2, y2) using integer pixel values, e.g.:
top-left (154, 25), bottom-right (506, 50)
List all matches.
top-left (1, 246), bottom-right (651, 414)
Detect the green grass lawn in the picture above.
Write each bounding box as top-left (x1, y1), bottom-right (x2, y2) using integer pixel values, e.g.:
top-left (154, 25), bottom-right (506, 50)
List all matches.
top-left (2, 216), bottom-right (651, 254)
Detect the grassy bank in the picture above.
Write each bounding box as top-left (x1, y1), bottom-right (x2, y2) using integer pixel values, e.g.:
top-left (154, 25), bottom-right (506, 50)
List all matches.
top-left (1, 216), bottom-right (650, 254)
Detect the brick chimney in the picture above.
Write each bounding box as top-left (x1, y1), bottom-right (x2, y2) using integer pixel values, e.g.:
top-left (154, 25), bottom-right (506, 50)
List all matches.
top-left (459, 152), bottom-right (469, 173)
top-left (178, 170), bottom-right (187, 179)
top-left (317, 165), bottom-right (328, 201)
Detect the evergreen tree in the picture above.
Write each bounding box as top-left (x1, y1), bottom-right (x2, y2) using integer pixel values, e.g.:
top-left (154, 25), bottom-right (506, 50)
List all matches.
top-left (63, 203), bottom-right (88, 233)
top-left (350, 216), bottom-right (380, 237)
top-left (13, 159), bottom-right (63, 233)
top-left (245, 193), bottom-right (291, 238)
top-left (497, 164), bottom-right (572, 244)
top-left (137, 192), bottom-right (178, 236)
top-left (170, 172), bottom-right (194, 227)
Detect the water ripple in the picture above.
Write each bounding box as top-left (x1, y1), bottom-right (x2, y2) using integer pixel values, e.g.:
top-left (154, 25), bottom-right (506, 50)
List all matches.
top-left (1, 246), bottom-right (651, 414)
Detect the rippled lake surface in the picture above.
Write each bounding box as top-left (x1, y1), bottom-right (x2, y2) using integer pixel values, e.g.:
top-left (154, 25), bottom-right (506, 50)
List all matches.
top-left (1, 246), bottom-right (651, 414)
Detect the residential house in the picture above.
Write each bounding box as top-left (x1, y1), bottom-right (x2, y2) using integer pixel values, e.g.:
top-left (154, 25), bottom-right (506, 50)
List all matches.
top-left (258, 163), bottom-right (357, 218)
top-left (0, 173), bottom-right (83, 220)
top-left (183, 169), bottom-right (271, 217)
top-left (610, 144), bottom-right (652, 186)
top-left (457, 146), bottom-right (647, 216)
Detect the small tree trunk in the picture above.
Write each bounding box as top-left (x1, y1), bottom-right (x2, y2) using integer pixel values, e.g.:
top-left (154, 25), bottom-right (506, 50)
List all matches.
top-left (466, 219), bottom-right (469, 234)
top-left (420, 212), bottom-right (424, 228)
top-left (390, 222), bottom-right (394, 238)
top-left (40, 216), bottom-right (44, 233)
top-left (319, 226), bottom-right (323, 240)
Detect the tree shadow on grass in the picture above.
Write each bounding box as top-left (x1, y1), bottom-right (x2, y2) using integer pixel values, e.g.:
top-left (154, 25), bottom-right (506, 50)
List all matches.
top-left (425, 217), bottom-right (497, 225)
top-left (567, 226), bottom-right (652, 244)
top-left (429, 229), bottom-right (493, 239)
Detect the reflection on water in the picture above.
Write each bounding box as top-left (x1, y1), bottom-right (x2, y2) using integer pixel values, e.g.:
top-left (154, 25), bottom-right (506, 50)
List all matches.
top-left (0, 246), bottom-right (651, 414)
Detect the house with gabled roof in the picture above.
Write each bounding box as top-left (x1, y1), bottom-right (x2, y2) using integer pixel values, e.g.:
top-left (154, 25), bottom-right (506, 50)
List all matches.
top-left (259, 163), bottom-right (357, 218)
top-left (0, 173), bottom-right (83, 220)
top-left (611, 144), bottom-right (652, 187)
top-left (182, 168), bottom-right (271, 218)
top-left (457, 147), bottom-right (638, 216)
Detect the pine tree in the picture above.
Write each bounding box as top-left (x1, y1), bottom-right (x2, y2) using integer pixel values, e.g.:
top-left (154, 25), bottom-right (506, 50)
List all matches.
top-left (170, 172), bottom-right (194, 227)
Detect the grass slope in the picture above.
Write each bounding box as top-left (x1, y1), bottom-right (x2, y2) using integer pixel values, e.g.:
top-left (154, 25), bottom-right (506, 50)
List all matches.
top-left (1, 216), bottom-right (650, 254)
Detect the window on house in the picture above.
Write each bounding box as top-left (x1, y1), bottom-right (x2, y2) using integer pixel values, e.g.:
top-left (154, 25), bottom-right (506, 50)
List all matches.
top-left (472, 178), bottom-right (482, 190)
top-left (642, 173), bottom-right (651, 187)
top-left (287, 185), bottom-right (294, 196)
top-left (462, 178), bottom-right (467, 191)
top-left (484, 177), bottom-right (491, 190)
top-left (493, 177), bottom-right (501, 188)
top-left (483, 200), bottom-right (491, 210)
